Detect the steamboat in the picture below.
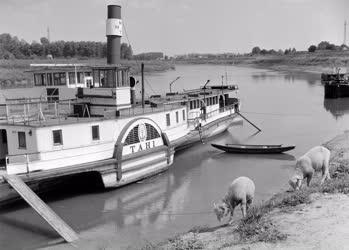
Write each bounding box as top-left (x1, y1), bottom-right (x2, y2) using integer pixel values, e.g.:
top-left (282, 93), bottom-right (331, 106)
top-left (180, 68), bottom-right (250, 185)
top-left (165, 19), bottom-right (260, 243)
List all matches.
top-left (0, 5), bottom-right (241, 203)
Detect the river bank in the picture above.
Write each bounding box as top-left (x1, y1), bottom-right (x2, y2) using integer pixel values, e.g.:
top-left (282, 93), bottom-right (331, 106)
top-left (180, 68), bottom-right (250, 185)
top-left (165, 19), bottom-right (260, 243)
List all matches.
top-left (151, 131), bottom-right (349, 250)
top-left (176, 50), bottom-right (349, 75)
top-left (0, 58), bottom-right (175, 88)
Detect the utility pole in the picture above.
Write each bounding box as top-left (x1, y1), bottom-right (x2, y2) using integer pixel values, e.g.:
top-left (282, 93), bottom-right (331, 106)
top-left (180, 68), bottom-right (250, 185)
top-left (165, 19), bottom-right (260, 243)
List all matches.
top-left (47, 26), bottom-right (50, 43)
top-left (344, 21), bottom-right (347, 46)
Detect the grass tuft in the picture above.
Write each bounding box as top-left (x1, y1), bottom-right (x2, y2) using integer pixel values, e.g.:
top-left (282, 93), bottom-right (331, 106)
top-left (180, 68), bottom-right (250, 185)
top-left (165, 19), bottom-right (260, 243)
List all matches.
top-left (166, 234), bottom-right (204, 250)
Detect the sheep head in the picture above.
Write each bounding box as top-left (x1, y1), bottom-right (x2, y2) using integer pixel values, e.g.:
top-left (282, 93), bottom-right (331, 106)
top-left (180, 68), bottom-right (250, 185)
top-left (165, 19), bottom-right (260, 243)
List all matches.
top-left (213, 202), bottom-right (230, 222)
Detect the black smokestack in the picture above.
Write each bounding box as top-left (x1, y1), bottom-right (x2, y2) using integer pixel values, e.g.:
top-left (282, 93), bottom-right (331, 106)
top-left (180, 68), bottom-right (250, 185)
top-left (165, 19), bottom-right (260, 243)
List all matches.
top-left (106, 5), bottom-right (122, 65)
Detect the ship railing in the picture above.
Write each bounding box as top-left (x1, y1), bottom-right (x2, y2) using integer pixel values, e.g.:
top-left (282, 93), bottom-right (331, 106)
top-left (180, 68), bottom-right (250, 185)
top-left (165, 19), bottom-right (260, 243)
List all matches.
top-left (4, 145), bottom-right (114, 174)
top-left (187, 103), bottom-right (237, 123)
top-left (117, 102), bottom-right (184, 117)
top-left (5, 99), bottom-right (74, 125)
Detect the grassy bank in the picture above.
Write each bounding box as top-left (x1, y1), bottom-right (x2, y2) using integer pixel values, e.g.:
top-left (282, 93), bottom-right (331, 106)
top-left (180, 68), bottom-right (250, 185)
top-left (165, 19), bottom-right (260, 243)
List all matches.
top-left (151, 132), bottom-right (349, 249)
top-left (0, 58), bottom-right (175, 88)
top-left (176, 50), bottom-right (349, 74)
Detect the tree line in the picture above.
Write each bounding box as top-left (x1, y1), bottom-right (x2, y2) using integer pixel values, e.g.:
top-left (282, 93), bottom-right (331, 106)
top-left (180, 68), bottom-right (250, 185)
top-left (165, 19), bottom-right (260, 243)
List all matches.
top-left (251, 41), bottom-right (349, 55)
top-left (0, 33), bottom-right (133, 60)
top-left (307, 41), bottom-right (348, 53)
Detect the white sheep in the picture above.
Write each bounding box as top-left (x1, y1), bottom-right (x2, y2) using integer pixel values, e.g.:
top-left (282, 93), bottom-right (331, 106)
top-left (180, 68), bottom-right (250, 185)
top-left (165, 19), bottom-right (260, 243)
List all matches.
top-left (213, 176), bottom-right (255, 224)
top-left (293, 145), bottom-right (331, 188)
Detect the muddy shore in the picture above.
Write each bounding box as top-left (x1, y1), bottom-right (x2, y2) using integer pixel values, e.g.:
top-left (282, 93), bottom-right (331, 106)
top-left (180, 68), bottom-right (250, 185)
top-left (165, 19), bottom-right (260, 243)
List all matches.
top-left (176, 51), bottom-right (349, 75)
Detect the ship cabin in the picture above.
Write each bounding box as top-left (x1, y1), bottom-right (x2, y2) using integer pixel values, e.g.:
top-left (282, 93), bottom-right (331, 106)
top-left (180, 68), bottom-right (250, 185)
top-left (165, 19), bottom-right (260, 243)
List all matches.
top-left (27, 64), bottom-right (132, 104)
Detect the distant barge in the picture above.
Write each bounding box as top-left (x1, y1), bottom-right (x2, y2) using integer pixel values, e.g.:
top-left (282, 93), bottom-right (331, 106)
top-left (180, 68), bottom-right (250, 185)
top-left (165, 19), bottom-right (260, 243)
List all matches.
top-left (322, 73), bottom-right (349, 99)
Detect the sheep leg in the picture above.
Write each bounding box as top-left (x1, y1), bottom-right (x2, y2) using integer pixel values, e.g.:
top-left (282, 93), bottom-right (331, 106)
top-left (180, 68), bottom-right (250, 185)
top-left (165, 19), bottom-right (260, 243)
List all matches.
top-left (228, 208), bottom-right (234, 225)
top-left (306, 170), bottom-right (314, 187)
top-left (322, 161), bottom-right (331, 183)
top-left (241, 202), bottom-right (247, 218)
top-left (246, 198), bottom-right (253, 211)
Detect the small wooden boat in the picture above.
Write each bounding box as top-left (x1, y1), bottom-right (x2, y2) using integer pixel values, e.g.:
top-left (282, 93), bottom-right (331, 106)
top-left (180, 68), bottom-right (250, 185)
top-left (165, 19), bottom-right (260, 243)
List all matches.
top-left (211, 143), bottom-right (295, 154)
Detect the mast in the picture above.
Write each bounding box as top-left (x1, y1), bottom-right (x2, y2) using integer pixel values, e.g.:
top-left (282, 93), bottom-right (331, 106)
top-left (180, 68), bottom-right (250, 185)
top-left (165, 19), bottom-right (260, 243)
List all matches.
top-left (141, 63), bottom-right (145, 108)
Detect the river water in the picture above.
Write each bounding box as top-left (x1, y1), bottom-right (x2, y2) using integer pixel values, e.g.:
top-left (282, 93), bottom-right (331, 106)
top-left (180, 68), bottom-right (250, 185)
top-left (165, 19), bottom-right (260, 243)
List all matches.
top-left (1, 65), bottom-right (349, 250)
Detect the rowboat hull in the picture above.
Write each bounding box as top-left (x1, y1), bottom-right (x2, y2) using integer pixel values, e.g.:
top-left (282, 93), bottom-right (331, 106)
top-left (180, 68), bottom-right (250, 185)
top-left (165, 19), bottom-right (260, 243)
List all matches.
top-left (211, 143), bottom-right (295, 154)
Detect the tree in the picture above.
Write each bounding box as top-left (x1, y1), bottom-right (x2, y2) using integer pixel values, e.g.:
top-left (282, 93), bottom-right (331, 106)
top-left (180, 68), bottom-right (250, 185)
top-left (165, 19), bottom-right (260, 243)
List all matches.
top-left (40, 37), bottom-right (49, 46)
top-left (120, 43), bottom-right (133, 60)
top-left (30, 41), bottom-right (43, 57)
top-left (317, 41), bottom-right (330, 50)
top-left (251, 46), bottom-right (261, 55)
top-left (308, 45), bottom-right (316, 52)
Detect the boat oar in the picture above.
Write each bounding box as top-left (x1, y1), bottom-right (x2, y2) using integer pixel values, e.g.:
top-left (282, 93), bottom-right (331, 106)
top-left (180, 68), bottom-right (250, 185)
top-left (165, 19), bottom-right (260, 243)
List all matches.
top-left (236, 112), bottom-right (262, 132)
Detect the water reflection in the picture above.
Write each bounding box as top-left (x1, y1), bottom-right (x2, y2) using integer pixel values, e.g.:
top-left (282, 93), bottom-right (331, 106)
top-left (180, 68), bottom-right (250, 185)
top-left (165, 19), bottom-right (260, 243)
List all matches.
top-left (251, 71), bottom-right (319, 86)
top-left (324, 98), bottom-right (349, 119)
top-left (211, 151), bottom-right (296, 162)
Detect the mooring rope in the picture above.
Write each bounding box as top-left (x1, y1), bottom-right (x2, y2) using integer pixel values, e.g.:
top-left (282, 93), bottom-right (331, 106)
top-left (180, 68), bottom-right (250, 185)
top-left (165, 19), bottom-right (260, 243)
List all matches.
top-left (123, 22), bottom-right (157, 96)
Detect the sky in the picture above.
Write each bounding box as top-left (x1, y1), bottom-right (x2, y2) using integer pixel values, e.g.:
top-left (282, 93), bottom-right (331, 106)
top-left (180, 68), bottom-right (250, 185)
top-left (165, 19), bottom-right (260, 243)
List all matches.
top-left (0, 0), bottom-right (348, 55)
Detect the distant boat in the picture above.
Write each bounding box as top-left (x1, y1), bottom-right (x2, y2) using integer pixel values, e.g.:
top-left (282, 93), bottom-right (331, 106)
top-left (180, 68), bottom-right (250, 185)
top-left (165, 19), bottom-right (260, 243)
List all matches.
top-left (211, 143), bottom-right (295, 154)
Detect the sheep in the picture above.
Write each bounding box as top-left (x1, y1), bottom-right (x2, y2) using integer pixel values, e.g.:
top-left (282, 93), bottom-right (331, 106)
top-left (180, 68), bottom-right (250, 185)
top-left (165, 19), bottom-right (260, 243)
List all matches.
top-left (294, 145), bottom-right (331, 188)
top-left (213, 176), bottom-right (255, 224)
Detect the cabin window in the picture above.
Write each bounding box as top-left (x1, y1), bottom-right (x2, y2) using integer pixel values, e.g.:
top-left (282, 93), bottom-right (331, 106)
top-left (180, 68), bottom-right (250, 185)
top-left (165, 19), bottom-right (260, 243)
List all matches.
top-left (190, 101), bottom-right (193, 110)
top-left (53, 73), bottom-right (66, 86)
top-left (47, 73), bottom-right (53, 86)
top-left (85, 72), bottom-right (91, 76)
top-left (47, 88), bottom-right (59, 102)
top-left (18, 132), bottom-right (26, 149)
top-left (92, 125), bottom-right (100, 141)
top-left (93, 70), bottom-right (100, 86)
top-left (99, 69), bottom-right (116, 88)
top-left (121, 70), bottom-right (126, 86)
top-left (116, 70), bottom-right (122, 87)
top-left (182, 110), bottom-right (186, 121)
top-left (52, 130), bottom-right (63, 145)
top-left (166, 113), bottom-right (171, 127)
top-left (68, 72), bottom-right (76, 85)
top-left (34, 73), bottom-right (46, 86)
top-left (176, 111), bottom-right (179, 123)
top-left (1, 130), bottom-right (7, 144)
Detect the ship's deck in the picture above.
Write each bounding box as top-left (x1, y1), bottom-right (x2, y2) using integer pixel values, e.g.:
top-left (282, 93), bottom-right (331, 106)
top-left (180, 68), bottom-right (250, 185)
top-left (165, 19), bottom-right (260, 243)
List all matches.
top-left (1, 102), bottom-right (185, 127)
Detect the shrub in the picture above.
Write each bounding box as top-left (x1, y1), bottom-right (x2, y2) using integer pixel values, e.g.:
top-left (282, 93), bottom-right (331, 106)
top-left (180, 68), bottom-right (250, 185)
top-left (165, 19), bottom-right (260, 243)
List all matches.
top-left (308, 45), bottom-right (317, 52)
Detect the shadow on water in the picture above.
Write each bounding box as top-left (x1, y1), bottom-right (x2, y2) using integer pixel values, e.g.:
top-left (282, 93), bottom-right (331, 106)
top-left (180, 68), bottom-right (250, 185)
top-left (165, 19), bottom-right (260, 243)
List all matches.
top-left (0, 215), bottom-right (58, 239)
top-left (210, 151), bottom-right (296, 162)
top-left (0, 171), bottom-right (106, 212)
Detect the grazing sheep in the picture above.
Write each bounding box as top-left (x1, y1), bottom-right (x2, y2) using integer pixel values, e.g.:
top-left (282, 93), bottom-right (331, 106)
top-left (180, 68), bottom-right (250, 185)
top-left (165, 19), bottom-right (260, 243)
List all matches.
top-left (213, 176), bottom-right (255, 224)
top-left (296, 146), bottom-right (331, 187)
